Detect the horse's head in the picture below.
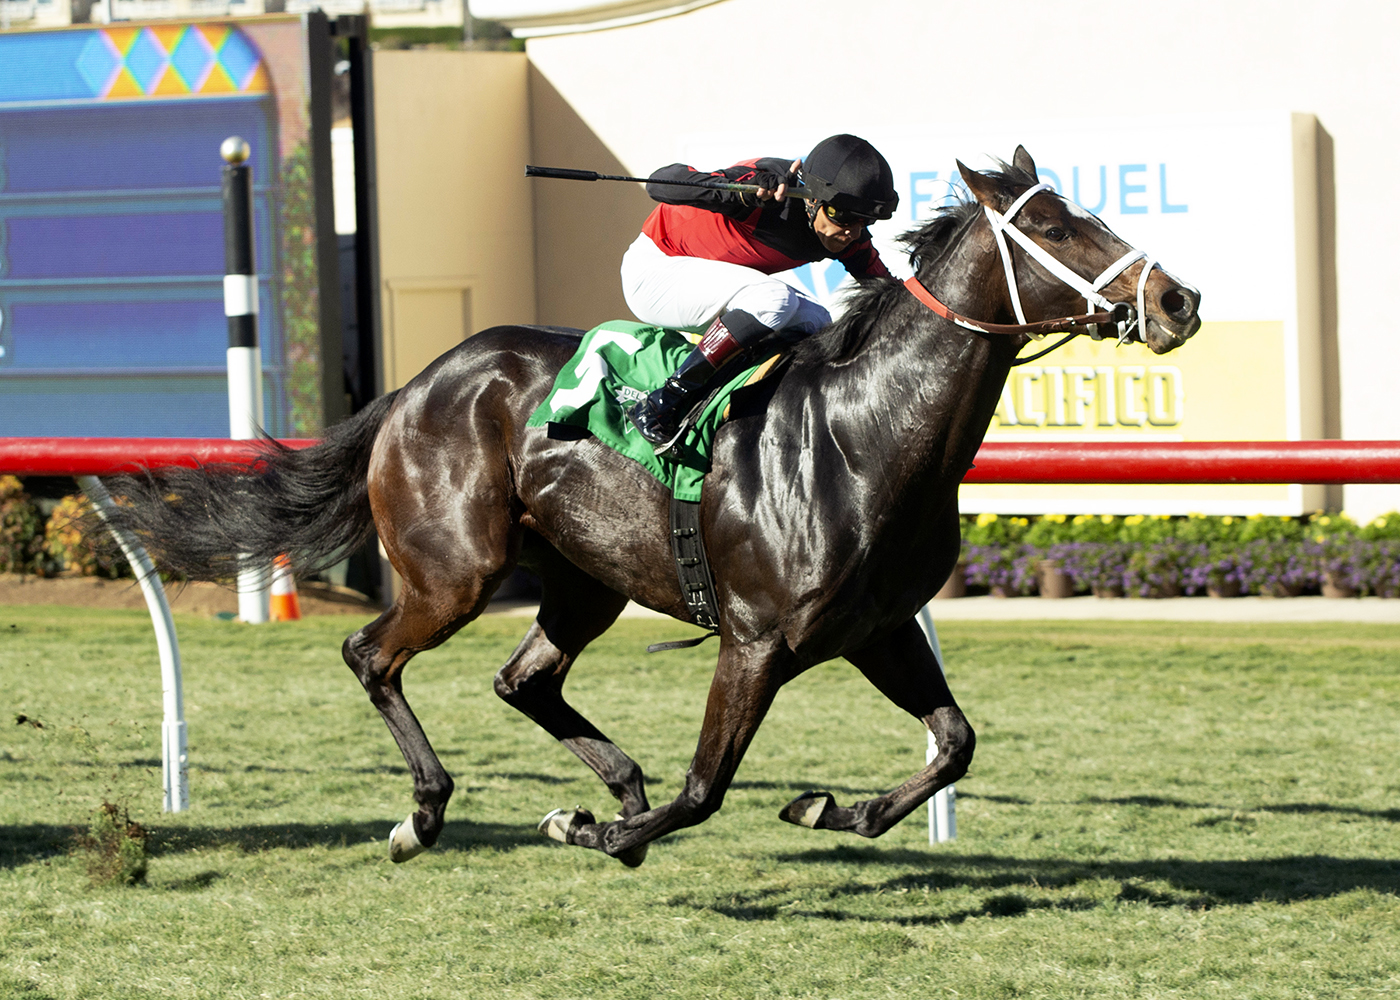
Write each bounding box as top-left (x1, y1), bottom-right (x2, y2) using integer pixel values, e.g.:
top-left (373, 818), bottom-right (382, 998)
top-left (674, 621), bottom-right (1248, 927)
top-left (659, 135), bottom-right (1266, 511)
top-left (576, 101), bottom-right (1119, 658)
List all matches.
top-left (955, 147), bottom-right (1201, 354)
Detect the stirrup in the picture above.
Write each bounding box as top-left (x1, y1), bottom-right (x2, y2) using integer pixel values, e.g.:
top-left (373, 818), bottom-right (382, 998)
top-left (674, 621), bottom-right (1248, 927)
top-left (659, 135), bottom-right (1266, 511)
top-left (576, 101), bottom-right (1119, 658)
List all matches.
top-left (649, 421), bottom-right (691, 457)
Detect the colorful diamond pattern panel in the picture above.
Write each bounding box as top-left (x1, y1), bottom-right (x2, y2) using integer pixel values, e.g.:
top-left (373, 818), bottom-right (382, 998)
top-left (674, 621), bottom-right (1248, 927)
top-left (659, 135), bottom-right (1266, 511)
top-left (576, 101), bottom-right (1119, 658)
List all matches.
top-left (60, 25), bottom-right (270, 101)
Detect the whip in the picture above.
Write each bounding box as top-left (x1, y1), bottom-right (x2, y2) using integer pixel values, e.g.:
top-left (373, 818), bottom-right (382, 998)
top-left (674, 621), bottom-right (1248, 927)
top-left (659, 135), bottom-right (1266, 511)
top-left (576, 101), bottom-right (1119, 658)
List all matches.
top-left (525, 164), bottom-right (817, 201)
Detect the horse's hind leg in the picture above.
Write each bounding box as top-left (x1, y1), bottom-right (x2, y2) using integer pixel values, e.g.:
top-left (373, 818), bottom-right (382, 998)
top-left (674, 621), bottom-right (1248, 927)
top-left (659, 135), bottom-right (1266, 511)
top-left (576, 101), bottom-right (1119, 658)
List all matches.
top-left (343, 578), bottom-right (496, 862)
top-left (493, 545), bottom-right (647, 824)
top-left (781, 617), bottom-right (975, 838)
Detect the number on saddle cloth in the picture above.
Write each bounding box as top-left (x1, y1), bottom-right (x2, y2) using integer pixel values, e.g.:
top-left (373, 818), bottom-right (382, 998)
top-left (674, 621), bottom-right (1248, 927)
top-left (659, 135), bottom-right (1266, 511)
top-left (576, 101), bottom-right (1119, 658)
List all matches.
top-left (525, 320), bottom-right (776, 503)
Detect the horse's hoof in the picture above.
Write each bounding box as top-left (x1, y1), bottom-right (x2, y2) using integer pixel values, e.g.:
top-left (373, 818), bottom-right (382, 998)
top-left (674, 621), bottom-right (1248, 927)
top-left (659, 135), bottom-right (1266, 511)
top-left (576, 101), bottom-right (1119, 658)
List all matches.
top-left (779, 791), bottom-right (835, 829)
top-left (538, 806), bottom-right (595, 845)
top-left (613, 813), bottom-right (649, 868)
top-left (388, 813), bottom-right (427, 863)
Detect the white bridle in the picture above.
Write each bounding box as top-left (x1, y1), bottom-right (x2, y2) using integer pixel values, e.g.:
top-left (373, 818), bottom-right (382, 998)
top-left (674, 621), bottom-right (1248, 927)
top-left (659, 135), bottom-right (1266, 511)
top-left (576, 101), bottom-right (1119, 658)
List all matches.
top-left (984, 182), bottom-right (1175, 344)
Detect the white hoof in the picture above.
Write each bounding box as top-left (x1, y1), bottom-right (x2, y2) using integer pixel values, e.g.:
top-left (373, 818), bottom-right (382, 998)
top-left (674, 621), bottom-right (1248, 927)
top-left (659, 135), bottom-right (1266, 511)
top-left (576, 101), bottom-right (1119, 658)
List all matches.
top-left (538, 806), bottom-right (593, 844)
top-left (388, 813), bottom-right (427, 863)
top-left (779, 791), bottom-right (834, 829)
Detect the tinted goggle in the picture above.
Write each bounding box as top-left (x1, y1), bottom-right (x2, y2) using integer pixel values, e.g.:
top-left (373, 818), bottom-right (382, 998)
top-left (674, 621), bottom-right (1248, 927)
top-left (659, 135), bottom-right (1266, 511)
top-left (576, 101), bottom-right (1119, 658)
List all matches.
top-left (821, 203), bottom-right (878, 228)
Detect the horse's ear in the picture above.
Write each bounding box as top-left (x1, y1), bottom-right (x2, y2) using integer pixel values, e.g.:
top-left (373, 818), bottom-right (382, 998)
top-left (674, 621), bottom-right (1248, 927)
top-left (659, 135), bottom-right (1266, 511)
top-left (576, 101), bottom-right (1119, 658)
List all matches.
top-left (956, 159), bottom-right (1002, 210)
top-left (1012, 145), bottom-right (1037, 178)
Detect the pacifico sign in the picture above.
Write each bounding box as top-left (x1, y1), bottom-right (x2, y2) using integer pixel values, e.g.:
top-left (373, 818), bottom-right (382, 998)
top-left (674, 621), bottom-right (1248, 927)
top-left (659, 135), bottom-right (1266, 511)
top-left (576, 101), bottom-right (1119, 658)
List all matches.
top-left (678, 112), bottom-right (1324, 514)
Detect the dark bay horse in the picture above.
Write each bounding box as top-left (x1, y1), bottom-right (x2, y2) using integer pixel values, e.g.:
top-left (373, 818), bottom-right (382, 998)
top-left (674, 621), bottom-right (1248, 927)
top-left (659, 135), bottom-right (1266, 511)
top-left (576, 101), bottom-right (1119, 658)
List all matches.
top-left (114, 148), bottom-right (1200, 866)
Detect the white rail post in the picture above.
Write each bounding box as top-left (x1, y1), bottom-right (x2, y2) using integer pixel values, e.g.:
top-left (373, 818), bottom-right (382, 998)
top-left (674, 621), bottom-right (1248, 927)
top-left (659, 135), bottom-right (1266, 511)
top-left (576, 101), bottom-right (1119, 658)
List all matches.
top-left (916, 603), bottom-right (956, 843)
top-left (221, 136), bottom-right (270, 623)
top-left (76, 475), bottom-right (188, 812)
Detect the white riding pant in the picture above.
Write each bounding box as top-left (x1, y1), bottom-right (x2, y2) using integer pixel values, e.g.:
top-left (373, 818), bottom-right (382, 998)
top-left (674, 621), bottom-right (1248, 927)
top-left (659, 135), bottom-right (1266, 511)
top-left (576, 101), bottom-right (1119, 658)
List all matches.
top-left (620, 233), bottom-right (831, 335)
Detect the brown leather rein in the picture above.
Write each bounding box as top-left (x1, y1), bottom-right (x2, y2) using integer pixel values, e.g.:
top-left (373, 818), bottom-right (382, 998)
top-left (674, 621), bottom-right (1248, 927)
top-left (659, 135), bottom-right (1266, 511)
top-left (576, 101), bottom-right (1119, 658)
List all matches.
top-left (902, 276), bottom-right (1136, 367)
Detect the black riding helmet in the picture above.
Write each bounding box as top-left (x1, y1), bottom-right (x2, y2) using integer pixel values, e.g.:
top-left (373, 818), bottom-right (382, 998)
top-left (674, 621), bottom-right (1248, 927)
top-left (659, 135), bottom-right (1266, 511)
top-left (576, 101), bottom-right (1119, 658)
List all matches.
top-left (800, 134), bottom-right (898, 221)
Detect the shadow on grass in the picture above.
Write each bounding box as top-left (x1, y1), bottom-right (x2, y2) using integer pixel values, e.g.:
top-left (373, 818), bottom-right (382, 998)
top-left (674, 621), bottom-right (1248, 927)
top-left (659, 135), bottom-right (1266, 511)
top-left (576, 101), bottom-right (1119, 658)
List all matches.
top-left (694, 889), bottom-right (1104, 926)
top-left (1084, 795), bottom-right (1400, 823)
top-left (732, 846), bottom-right (1400, 919)
top-left (0, 818), bottom-right (541, 869)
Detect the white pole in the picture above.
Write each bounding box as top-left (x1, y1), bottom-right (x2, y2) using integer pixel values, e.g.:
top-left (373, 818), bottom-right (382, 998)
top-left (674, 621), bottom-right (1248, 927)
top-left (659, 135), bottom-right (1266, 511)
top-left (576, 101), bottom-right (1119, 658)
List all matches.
top-left (227, 337), bottom-right (269, 622)
top-left (77, 475), bottom-right (188, 812)
top-left (916, 603), bottom-right (955, 843)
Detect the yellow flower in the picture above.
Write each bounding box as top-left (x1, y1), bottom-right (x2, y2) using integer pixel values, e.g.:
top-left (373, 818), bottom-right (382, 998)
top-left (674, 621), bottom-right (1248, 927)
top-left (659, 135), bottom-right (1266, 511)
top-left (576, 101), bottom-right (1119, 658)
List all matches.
top-left (1124, 514), bottom-right (1145, 526)
top-left (1046, 513), bottom-right (1067, 524)
top-left (1247, 513), bottom-right (1264, 520)
top-left (976, 512), bottom-right (998, 527)
top-left (1316, 515), bottom-right (1332, 526)
top-left (1221, 516), bottom-right (1234, 525)
top-left (1012, 517), bottom-right (1029, 527)
top-left (1100, 515), bottom-right (1115, 524)
top-left (1073, 514), bottom-right (1094, 525)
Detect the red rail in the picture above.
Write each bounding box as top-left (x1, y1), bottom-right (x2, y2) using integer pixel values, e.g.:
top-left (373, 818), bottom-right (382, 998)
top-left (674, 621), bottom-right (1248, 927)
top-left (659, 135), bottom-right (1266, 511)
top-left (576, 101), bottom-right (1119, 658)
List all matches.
top-left (0, 437), bottom-right (1399, 484)
top-left (0, 438), bottom-right (317, 476)
top-left (964, 441), bottom-right (1400, 485)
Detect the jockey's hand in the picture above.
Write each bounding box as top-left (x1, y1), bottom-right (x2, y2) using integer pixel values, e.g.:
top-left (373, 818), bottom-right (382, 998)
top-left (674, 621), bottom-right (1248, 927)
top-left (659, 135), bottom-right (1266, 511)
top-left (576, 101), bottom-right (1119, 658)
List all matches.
top-left (755, 159), bottom-right (803, 202)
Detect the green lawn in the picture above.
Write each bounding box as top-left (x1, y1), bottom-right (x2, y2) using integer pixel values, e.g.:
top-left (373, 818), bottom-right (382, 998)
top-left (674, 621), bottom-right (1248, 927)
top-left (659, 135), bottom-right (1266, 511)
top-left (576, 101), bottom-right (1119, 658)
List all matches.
top-left (2, 607), bottom-right (1398, 999)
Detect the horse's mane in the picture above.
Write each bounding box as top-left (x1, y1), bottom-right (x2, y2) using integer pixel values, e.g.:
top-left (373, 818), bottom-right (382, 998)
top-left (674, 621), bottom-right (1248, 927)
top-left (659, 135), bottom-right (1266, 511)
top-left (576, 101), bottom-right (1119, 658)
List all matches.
top-left (792, 161), bottom-right (1033, 366)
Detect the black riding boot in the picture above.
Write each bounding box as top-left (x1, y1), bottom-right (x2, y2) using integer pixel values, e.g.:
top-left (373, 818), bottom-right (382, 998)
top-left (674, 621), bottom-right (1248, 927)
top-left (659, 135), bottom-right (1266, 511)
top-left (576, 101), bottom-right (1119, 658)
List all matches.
top-left (625, 347), bottom-right (716, 452)
top-left (627, 309), bottom-right (773, 454)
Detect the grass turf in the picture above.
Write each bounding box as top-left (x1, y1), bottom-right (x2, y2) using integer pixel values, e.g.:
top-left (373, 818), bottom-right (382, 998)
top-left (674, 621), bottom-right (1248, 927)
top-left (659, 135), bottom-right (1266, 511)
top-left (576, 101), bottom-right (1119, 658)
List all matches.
top-left (1, 606), bottom-right (1398, 998)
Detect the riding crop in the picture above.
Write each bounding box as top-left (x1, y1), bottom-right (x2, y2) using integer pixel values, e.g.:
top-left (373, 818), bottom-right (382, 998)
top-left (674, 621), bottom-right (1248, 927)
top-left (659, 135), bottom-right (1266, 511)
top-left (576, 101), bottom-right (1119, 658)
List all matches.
top-left (525, 164), bottom-right (817, 201)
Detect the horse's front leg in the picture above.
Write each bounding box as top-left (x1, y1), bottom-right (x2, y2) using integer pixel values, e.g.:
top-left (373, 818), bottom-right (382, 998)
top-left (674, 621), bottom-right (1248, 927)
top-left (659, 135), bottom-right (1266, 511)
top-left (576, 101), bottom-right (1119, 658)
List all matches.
top-left (780, 617), bottom-right (975, 838)
top-left (543, 637), bottom-right (788, 862)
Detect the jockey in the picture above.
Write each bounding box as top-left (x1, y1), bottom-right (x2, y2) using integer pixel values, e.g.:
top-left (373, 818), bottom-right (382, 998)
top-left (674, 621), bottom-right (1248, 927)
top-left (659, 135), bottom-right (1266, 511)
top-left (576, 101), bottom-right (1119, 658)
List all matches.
top-left (621, 133), bottom-right (899, 452)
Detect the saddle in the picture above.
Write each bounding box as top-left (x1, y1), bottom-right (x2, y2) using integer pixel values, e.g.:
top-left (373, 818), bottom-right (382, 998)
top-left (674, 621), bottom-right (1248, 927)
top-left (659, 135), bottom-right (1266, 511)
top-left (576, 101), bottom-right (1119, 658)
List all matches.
top-left (526, 321), bottom-right (784, 501)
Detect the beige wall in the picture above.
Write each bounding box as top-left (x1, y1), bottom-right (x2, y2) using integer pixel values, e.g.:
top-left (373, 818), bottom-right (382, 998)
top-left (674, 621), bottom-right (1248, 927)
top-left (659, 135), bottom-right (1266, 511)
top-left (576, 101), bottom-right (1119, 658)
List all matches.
top-left (374, 51), bottom-right (537, 391)
top-left (528, 63), bottom-right (653, 329)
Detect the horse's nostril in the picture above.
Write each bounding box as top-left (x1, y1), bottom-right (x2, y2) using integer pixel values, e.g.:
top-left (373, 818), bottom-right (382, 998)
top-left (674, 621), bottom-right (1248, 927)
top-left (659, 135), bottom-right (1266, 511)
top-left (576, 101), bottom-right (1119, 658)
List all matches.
top-left (1160, 288), bottom-right (1192, 319)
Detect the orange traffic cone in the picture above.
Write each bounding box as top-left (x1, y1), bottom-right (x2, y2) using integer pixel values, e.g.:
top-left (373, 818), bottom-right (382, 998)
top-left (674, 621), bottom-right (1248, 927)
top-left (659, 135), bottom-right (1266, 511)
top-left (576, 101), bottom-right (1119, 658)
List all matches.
top-left (269, 554), bottom-right (302, 621)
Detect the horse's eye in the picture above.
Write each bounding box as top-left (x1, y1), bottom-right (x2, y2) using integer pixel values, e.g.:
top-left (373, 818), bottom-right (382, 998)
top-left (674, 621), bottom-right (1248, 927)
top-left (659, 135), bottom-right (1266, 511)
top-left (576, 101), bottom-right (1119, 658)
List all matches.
top-left (1045, 227), bottom-right (1068, 242)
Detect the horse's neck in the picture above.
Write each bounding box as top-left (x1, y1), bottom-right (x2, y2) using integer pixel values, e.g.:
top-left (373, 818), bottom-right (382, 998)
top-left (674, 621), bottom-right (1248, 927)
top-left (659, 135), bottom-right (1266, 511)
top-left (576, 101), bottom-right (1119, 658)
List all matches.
top-left (814, 234), bottom-right (1019, 496)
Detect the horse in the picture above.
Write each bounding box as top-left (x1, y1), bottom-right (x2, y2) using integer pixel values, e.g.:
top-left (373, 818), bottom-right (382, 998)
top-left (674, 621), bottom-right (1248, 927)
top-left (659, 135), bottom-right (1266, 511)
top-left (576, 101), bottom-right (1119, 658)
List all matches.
top-left (111, 147), bottom-right (1200, 867)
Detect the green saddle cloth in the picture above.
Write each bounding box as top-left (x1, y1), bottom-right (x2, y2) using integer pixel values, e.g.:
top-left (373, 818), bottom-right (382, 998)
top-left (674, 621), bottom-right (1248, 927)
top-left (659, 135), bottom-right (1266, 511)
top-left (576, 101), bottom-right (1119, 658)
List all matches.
top-left (526, 320), bottom-right (765, 502)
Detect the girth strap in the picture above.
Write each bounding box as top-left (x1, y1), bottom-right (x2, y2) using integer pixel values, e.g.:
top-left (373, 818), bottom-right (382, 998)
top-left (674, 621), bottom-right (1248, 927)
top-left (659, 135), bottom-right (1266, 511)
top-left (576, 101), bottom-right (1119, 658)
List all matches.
top-left (646, 498), bottom-right (722, 653)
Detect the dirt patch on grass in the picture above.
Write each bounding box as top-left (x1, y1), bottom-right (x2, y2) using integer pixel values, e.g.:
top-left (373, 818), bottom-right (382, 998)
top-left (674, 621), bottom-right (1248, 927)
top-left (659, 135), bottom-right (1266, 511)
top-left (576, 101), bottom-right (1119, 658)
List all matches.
top-left (0, 573), bottom-right (381, 617)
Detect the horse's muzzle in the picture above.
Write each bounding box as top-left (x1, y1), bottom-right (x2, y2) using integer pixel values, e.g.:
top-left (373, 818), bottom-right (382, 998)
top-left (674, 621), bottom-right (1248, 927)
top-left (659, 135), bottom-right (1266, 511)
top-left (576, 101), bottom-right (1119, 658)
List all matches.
top-left (1144, 283), bottom-right (1201, 354)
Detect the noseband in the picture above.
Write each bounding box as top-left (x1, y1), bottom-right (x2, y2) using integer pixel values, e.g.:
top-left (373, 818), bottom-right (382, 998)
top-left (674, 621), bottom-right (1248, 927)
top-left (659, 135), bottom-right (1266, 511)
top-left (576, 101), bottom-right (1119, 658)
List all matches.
top-left (904, 182), bottom-right (1185, 356)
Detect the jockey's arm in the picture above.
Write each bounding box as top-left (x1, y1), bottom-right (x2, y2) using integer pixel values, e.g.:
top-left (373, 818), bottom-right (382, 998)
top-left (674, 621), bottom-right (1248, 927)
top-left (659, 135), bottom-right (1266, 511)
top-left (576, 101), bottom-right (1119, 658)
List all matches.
top-left (645, 157), bottom-right (800, 218)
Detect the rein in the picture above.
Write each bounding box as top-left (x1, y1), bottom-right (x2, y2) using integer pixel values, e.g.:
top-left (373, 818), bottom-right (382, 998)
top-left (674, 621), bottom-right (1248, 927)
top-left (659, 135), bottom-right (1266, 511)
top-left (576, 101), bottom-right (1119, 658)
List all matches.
top-left (904, 181), bottom-right (1175, 362)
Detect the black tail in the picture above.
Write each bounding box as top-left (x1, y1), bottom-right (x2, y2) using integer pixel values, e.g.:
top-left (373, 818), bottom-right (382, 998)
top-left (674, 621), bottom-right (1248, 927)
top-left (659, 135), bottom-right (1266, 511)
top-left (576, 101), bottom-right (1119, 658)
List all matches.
top-left (105, 391), bottom-right (401, 582)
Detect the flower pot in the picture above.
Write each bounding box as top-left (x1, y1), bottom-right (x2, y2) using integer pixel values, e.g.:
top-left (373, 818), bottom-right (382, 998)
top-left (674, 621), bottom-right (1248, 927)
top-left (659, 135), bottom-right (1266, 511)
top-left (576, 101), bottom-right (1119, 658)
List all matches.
top-left (1259, 581), bottom-right (1304, 598)
top-left (934, 563), bottom-right (967, 599)
top-left (1207, 579), bottom-right (1241, 599)
top-left (1038, 559), bottom-right (1073, 599)
top-left (1092, 584), bottom-right (1124, 599)
top-left (1321, 572), bottom-right (1358, 599)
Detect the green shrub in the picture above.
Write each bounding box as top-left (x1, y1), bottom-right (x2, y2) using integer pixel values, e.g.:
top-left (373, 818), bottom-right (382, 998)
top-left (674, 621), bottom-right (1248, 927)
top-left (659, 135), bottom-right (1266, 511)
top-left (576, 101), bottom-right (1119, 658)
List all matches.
top-left (959, 510), bottom-right (1400, 596)
top-left (42, 494), bottom-right (129, 579)
top-left (1066, 513), bottom-right (1121, 544)
top-left (1357, 512), bottom-right (1400, 542)
top-left (963, 512), bottom-right (1030, 548)
top-left (0, 476), bottom-right (44, 574)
